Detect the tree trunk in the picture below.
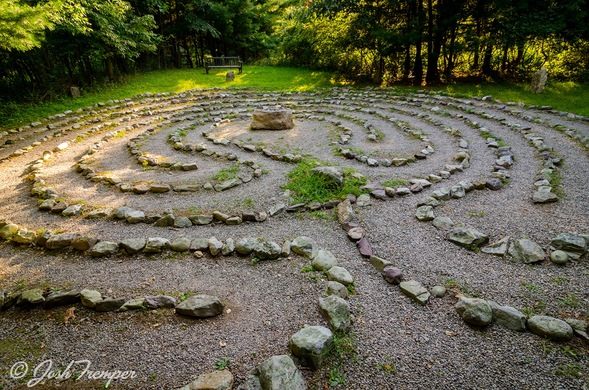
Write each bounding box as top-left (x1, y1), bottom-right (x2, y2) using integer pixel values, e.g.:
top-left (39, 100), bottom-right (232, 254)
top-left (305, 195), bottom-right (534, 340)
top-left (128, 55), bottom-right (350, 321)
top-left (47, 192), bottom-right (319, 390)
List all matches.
top-left (482, 43), bottom-right (493, 76)
top-left (413, 0), bottom-right (424, 85)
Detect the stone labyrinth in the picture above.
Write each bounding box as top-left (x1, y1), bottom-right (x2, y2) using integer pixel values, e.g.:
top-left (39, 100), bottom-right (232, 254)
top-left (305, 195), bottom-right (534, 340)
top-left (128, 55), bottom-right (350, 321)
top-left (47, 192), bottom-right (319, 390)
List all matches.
top-left (0, 88), bottom-right (588, 389)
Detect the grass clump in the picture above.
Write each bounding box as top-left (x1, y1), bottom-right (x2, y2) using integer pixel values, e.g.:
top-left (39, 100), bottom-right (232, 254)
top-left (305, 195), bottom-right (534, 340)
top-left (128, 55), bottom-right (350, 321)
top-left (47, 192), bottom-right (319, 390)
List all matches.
top-left (213, 164), bottom-right (240, 182)
top-left (382, 178), bottom-right (408, 189)
top-left (284, 158), bottom-right (367, 204)
top-left (214, 357), bottom-right (231, 370)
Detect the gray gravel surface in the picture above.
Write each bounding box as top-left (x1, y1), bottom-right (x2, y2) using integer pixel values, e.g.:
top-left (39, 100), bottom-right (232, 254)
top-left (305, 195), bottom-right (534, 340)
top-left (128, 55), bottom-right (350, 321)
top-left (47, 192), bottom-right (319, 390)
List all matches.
top-left (0, 89), bottom-right (587, 390)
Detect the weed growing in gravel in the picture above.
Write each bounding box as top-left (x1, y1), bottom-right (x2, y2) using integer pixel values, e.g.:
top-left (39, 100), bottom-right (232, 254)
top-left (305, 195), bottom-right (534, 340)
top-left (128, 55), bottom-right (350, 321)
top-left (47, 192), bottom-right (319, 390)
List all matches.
top-left (214, 357), bottom-right (231, 370)
top-left (550, 276), bottom-right (569, 285)
top-left (444, 278), bottom-right (480, 297)
top-left (284, 158), bottom-right (367, 203)
top-left (548, 169), bottom-right (564, 198)
top-left (521, 282), bottom-right (542, 294)
top-left (241, 197), bottom-right (255, 208)
top-left (300, 264), bottom-right (314, 273)
top-left (466, 210), bottom-right (486, 218)
top-left (554, 363), bottom-right (584, 378)
top-left (521, 300), bottom-right (547, 317)
top-left (558, 293), bottom-right (581, 309)
top-left (382, 178), bottom-right (408, 189)
top-left (378, 358), bottom-right (397, 374)
top-left (328, 367), bottom-right (346, 387)
top-left (307, 210), bottom-right (333, 221)
top-left (213, 163), bottom-right (240, 181)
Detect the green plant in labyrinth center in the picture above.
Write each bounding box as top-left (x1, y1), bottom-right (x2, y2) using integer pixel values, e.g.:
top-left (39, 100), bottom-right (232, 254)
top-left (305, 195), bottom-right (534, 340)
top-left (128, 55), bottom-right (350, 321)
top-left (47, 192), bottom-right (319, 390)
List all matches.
top-left (283, 158), bottom-right (367, 204)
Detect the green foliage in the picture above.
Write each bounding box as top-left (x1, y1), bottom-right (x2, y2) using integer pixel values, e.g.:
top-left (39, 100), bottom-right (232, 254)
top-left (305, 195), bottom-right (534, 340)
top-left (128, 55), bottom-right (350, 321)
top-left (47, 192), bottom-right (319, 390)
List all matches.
top-left (382, 178), bottom-right (408, 189)
top-left (284, 158), bottom-right (367, 204)
top-left (554, 363), bottom-right (584, 378)
top-left (213, 163), bottom-right (240, 181)
top-left (214, 357), bottom-right (231, 370)
top-left (558, 293), bottom-right (581, 309)
top-left (0, 0), bottom-right (56, 51)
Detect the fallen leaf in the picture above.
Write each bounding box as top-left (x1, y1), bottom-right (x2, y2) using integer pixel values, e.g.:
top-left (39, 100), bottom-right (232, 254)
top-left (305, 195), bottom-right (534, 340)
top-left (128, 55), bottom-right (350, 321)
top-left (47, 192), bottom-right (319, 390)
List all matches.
top-left (64, 307), bottom-right (76, 325)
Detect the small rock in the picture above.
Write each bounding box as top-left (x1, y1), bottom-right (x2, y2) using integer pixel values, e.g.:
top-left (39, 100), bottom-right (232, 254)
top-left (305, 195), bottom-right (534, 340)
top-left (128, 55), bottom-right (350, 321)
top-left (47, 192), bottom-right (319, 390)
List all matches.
top-left (17, 289), bottom-right (45, 306)
top-left (455, 296), bottom-right (493, 327)
top-left (144, 237), bottom-right (170, 253)
top-left (447, 227), bottom-right (489, 250)
top-left (527, 315), bottom-right (573, 341)
top-left (171, 237), bottom-right (191, 252)
top-left (508, 238), bottom-right (545, 264)
top-left (120, 238), bottom-right (146, 254)
top-left (399, 280), bottom-right (430, 305)
top-left (481, 236), bottom-right (510, 256)
top-left (550, 250), bottom-right (569, 265)
top-left (257, 355), bottom-right (306, 390)
top-left (415, 205), bottom-right (434, 221)
top-left (382, 266), bottom-right (403, 285)
top-left (489, 302), bottom-right (526, 331)
top-left (319, 295), bottom-right (351, 331)
top-left (289, 325), bottom-right (334, 369)
top-left (356, 237), bottom-right (373, 257)
top-left (312, 250), bottom-right (337, 271)
top-left (432, 216), bottom-right (454, 230)
top-left (208, 237), bottom-right (224, 256)
top-left (431, 286), bottom-right (446, 298)
top-left (326, 281), bottom-right (349, 299)
top-left (89, 241), bottom-right (119, 257)
top-left (291, 236), bottom-right (316, 258)
top-left (44, 290), bottom-right (80, 307)
top-left (175, 295), bottom-right (224, 318)
top-left (94, 298), bottom-right (125, 312)
top-left (80, 289), bottom-right (102, 308)
top-left (180, 370), bottom-right (233, 390)
top-left (532, 191), bottom-right (558, 203)
top-left (369, 256), bottom-right (392, 272)
top-left (326, 266), bottom-right (354, 286)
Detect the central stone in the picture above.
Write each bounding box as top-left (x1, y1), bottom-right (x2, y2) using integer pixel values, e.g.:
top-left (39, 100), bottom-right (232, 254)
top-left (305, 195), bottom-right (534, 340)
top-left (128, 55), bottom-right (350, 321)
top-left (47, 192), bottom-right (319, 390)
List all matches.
top-left (251, 106), bottom-right (294, 130)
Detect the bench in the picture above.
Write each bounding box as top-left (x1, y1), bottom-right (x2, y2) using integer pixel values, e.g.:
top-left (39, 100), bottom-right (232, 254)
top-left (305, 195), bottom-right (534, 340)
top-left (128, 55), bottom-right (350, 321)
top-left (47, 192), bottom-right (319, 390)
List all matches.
top-left (205, 57), bottom-right (243, 74)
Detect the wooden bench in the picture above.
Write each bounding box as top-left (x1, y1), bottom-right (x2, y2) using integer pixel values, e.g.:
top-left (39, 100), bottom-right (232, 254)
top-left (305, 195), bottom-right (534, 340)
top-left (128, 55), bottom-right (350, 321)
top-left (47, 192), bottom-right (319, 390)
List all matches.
top-left (205, 57), bottom-right (243, 74)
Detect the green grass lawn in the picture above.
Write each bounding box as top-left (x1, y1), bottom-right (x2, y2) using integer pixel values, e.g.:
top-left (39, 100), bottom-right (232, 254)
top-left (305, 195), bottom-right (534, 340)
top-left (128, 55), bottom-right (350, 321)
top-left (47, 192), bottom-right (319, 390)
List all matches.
top-left (413, 81), bottom-right (589, 117)
top-left (1, 65), bottom-right (587, 130)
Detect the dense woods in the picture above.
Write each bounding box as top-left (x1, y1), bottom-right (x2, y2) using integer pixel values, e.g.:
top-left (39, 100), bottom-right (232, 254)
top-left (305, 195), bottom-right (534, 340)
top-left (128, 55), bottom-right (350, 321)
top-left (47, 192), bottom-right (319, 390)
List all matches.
top-left (1, 0), bottom-right (588, 102)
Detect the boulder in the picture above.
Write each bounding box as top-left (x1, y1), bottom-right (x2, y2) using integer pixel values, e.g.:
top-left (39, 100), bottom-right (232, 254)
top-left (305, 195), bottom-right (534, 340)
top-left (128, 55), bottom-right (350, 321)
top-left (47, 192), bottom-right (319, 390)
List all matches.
top-left (251, 108), bottom-right (294, 130)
